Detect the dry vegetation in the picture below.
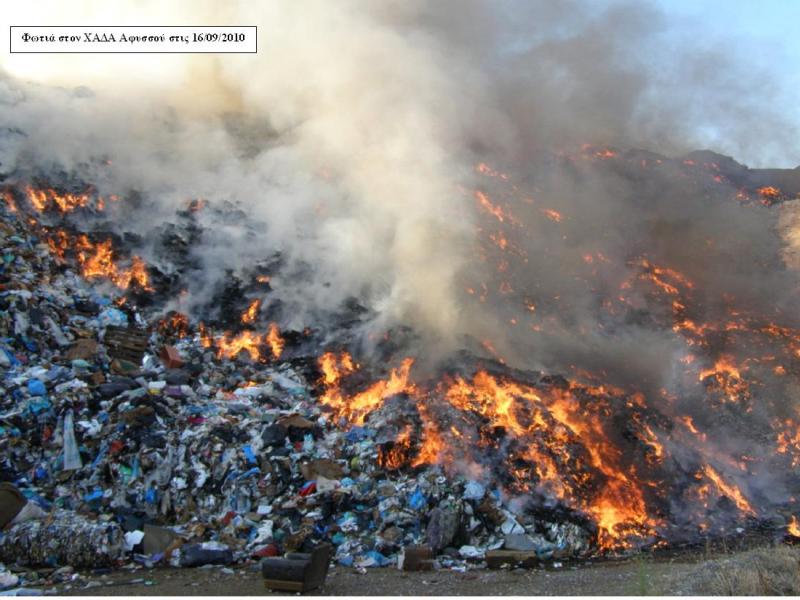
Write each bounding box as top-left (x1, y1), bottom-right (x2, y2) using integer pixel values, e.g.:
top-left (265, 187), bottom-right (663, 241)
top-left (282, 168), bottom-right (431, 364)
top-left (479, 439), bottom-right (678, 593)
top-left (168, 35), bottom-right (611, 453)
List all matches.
top-left (682, 545), bottom-right (800, 595)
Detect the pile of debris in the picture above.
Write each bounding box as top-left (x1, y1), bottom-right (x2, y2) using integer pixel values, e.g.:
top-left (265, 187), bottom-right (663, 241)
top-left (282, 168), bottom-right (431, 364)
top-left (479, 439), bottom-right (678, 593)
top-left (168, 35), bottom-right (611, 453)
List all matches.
top-left (0, 200), bottom-right (586, 594)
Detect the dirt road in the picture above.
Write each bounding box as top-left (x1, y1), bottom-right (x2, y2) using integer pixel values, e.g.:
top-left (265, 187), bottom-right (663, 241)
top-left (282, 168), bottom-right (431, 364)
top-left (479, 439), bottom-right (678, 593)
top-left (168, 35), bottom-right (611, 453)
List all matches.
top-left (59, 555), bottom-right (701, 596)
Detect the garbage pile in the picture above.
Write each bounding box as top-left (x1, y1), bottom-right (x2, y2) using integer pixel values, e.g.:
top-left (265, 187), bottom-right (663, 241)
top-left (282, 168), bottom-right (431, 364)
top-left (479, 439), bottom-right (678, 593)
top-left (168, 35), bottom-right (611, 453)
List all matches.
top-left (0, 199), bottom-right (589, 590)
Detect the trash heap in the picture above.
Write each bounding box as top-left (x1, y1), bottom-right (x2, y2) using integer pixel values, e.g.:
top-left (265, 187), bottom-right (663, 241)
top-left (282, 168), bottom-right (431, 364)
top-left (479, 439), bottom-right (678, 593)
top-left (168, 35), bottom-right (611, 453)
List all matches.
top-left (0, 200), bottom-right (589, 590)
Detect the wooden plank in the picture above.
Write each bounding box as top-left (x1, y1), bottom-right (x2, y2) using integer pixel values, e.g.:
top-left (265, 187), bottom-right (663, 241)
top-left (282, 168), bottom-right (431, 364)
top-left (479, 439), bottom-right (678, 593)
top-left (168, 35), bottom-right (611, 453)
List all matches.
top-left (485, 549), bottom-right (538, 569)
top-left (104, 326), bottom-right (149, 363)
top-left (399, 545), bottom-right (434, 571)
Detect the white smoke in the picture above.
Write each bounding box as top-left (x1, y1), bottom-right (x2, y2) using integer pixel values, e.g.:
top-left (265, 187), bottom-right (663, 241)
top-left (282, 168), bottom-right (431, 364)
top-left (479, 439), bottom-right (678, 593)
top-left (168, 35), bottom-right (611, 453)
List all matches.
top-left (0, 0), bottom-right (797, 353)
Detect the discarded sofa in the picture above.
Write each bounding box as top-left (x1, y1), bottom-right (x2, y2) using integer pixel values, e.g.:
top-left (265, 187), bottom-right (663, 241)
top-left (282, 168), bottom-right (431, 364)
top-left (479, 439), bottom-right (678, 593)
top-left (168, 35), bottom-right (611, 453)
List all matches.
top-left (261, 543), bottom-right (332, 593)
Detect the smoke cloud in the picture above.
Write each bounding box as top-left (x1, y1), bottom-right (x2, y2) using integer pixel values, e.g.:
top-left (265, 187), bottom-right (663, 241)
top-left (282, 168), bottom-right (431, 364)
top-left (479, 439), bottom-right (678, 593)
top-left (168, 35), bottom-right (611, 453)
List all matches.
top-left (0, 0), bottom-right (797, 370)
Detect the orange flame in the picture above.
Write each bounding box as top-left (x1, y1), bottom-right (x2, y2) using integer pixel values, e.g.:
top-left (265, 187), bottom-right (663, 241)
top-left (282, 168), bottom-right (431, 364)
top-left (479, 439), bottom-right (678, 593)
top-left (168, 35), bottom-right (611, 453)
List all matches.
top-left (2, 191), bottom-right (18, 213)
top-left (324, 359), bottom-right (660, 549)
top-left (319, 352), bottom-right (357, 387)
top-left (475, 191), bottom-right (510, 223)
top-left (241, 299), bottom-right (261, 324)
top-left (216, 330), bottom-right (263, 361)
top-left (25, 186), bottom-right (92, 213)
top-left (701, 465), bottom-right (754, 515)
top-left (198, 322), bottom-right (213, 348)
top-left (266, 322), bottom-right (284, 359)
top-left (158, 312), bottom-right (190, 338)
top-left (789, 516), bottom-right (800, 537)
top-left (47, 232), bottom-right (154, 291)
top-left (475, 162), bottom-right (510, 180)
top-left (379, 425), bottom-right (414, 470)
top-left (698, 355), bottom-right (741, 382)
top-left (319, 356), bottom-right (415, 425)
top-left (411, 403), bottom-right (446, 467)
top-left (758, 186), bottom-right (781, 199)
top-left (542, 208), bottom-right (562, 222)
top-left (76, 237), bottom-right (153, 291)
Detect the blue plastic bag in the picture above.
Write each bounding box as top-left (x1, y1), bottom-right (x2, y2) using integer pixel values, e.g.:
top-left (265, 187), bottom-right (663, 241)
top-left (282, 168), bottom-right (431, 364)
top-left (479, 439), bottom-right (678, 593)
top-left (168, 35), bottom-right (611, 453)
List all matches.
top-left (26, 379), bottom-right (46, 396)
top-left (408, 489), bottom-right (427, 511)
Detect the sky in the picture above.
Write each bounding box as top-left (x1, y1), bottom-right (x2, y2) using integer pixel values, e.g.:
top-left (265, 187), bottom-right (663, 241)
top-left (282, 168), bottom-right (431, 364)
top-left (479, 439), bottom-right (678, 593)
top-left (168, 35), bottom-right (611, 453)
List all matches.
top-left (0, 0), bottom-right (797, 167)
top-left (657, 0), bottom-right (800, 166)
top-left (660, 0), bottom-right (800, 69)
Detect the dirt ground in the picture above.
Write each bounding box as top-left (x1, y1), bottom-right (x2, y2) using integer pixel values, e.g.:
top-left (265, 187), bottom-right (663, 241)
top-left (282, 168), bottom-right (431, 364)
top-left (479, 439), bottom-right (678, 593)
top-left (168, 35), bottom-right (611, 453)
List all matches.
top-left (53, 555), bottom-right (705, 596)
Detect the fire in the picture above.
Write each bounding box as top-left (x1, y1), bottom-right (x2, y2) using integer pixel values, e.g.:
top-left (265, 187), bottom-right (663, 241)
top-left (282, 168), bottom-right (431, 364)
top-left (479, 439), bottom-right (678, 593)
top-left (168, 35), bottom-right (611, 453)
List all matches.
top-left (636, 259), bottom-right (694, 296)
top-left (489, 232), bottom-right (508, 250)
top-left (446, 373), bottom-right (657, 547)
top-left (701, 465), bottom-right (754, 516)
top-left (319, 351), bottom-right (356, 385)
top-left (198, 322), bottom-right (213, 349)
top-left (411, 403), bottom-right (446, 467)
top-left (320, 358), bottom-right (661, 549)
top-left (776, 422), bottom-right (800, 466)
top-left (75, 237), bottom-right (153, 291)
top-left (580, 144), bottom-right (617, 159)
top-left (639, 422), bottom-right (664, 464)
top-left (789, 516), bottom-right (800, 537)
top-left (542, 208), bottom-right (562, 222)
top-left (679, 415), bottom-right (705, 441)
top-left (379, 425), bottom-right (413, 470)
top-left (697, 355), bottom-right (750, 404)
top-left (46, 230), bottom-right (70, 259)
top-left (480, 339), bottom-right (505, 364)
top-left (241, 299), bottom-right (261, 324)
top-left (158, 312), bottom-right (190, 338)
top-left (2, 191), bottom-right (18, 213)
top-left (212, 322), bottom-right (284, 362)
top-left (319, 356), bottom-right (415, 425)
top-left (266, 322), bottom-right (284, 359)
top-left (25, 186), bottom-right (92, 213)
top-left (445, 371), bottom-right (530, 435)
top-left (758, 186), bottom-right (781, 199)
top-left (475, 191), bottom-right (511, 223)
top-left (698, 355), bottom-right (741, 382)
top-left (475, 162), bottom-right (509, 180)
top-left (593, 149), bottom-right (617, 159)
top-left (45, 232), bottom-right (154, 292)
top-left (216, 330), bottom-right (264, 361)
top-left (19, 146), bottom-right (791, 557)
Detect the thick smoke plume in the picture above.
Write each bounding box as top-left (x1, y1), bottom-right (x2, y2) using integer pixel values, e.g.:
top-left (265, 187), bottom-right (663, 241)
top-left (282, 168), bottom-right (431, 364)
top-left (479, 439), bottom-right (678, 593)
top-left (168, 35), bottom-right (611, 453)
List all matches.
top-left (1, 0), bottom-right (796, 358)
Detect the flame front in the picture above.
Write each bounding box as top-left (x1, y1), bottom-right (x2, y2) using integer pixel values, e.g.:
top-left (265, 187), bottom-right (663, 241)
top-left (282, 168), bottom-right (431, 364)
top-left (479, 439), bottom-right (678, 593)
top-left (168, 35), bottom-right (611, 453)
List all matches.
top-left (316, 356), bottom-right (670, 549)
top-left (45, 230), bottom-right (153, 291)
top-left (241, 299), bottom-right (261, 324)
top-left (217, 330), bottom-right (263, 361)
top-left (319, 354), bottom-right (415, 425)
top-left (266, 322), bottom-right (284, 359)
top-left (789, 516), bottom-right (800, 537)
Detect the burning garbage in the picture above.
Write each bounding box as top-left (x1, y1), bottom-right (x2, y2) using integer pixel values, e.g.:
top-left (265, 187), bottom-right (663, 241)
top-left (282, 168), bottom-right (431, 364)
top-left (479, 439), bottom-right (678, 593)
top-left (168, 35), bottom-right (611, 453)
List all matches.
top-left (1, 150), bottom-right (800, 589)
top-left (0, 5), bottom-right (800, 591)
